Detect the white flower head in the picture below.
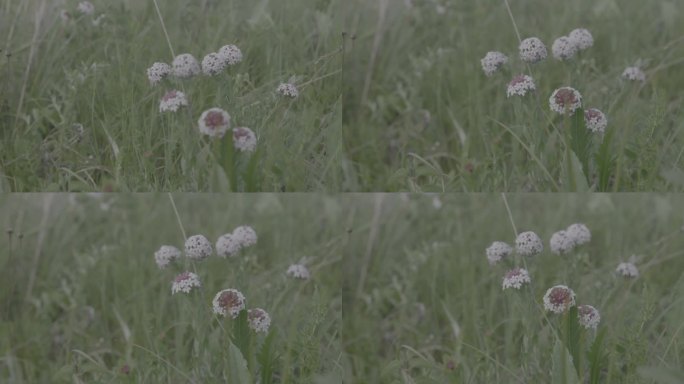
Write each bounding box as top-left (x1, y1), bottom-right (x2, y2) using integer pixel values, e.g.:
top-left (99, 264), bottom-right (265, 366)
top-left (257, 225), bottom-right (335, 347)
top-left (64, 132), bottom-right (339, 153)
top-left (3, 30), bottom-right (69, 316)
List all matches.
top-left (519, 37), bottom-right (547, 63)
top-left (216, 233), bottom-right (241, 258)
top-left (552, 36), bottom-right (578, 61)
top-left (486, 241), bottom-right (512, 265)
top-left (172, 53), bottom-right (200, 78)
top-left (550, 230), bottom-right (576, 255)
top-left (578, 304), bottom-right (600, 330)
top-left (233, 226), bottom-right (257, 248)
top-left (92, 13), bottom-right (106, 27)
top-left (212, 289), bottom-right (246, 318)
top-left (172, 272), bottom-right (201, 294)
top-left (568, 28), bottom-right (594, 50)
top-left (233, 127), bottom-right (257, 152)
top-left (584, 109), bottom-right (608, 134)
top-left (218, 45), bottom-right (243, 66)
top-left (515, 231), bottom-right (543, 256)
top-left (248, 308), bottom-right (271, 333)
top-left (502, 268), bottom-right (531, 290)
top-left (543, 285), bottom-right (576, 314)
top-left (147, 62), bottom-right (171, 85)
top-left (201, 52), bottom-right (226, 76)
top-left (154, 245), bottom-right (181, 269)
top-left (184, 234), bottom-right (213, 260)
top-left (159, 90), bottom-right (188, 113)
top-left (566, 223), bottom-right (591, 245)
top-left (622, 67), bottom-right (646, 82)
top-left (507, 74), bottom-right (536, 97)
top-left (286, 264), bottom-right (310, 280)
top-left (616, 262), bottom-right (639, 278)
top-left (549, 87), bottom-right (582, 115)
top-left (198, 108), bottom-right (231, 138)
top-left (77, 1), bottom-right (95, 15)
top-left (276, 83), bottom-right (299, 98)
top-left (480, 51), bottom-right (508, 76)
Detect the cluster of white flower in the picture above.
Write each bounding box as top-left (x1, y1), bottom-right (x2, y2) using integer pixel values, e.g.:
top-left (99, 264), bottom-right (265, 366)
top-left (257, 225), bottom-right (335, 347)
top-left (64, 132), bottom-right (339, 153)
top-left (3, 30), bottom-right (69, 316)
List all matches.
top-left (198, 108), bottom-right (231, 138)
top-left (201, 53), bottom-right (226, 76)
top-left (159, 90), bottom-right (188, 113)
top-left (502, 268), bottom-right (531, 290)
top-left (622, 66), bottom-right (646, 82)
top-left (616, 261), bottom-right (639, 278)
top-left (247, 308), bottom-right (271, 333)
top-left (276, 83), bottom-right (299, 98)
top-left (543, 285), bottom-right (576, 314)
top-left (59, 1), bottom-right (105, 26)
top-left (147, 62), bottom-right (172, 86)
top-left (212, 289), bottom-right (246, 318)
top-left (549, 223), bottom-right (591, 255)
top-left (551, 36), bottom-right (578, 61)
top-left (171, 272), bottom-right (201, 294)
top-left (519, 37), bottom-right (547, 63)
top-left (232, 127), bottom-right (258, 153)
top-left (480, 51), bottom-right (508, 76)
top-left (584, 108), bottom-right (608, 134)
top-left (515, 231), bottom-right (544, 256)
top-left (577, 304), bottom-right (601, 330)
top-left (286, 264), bottom-right (311, 280)
top-left (154, 245), bottom-right (181, 269)
top-left (185, 234), bottom-right (214, 260)
top-left (506, 74), bottom-right (536, 97)
top-left (549, 86), bottom-right (582, 115)
top-left (216, 225), bottom-right (258, 257)
top-left (486, 241), bottom-right (512, 265)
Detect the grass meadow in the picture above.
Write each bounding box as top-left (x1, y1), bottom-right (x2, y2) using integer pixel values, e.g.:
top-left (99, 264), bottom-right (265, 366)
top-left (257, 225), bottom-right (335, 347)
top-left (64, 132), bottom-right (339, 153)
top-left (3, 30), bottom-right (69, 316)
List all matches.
top-left (343, 0), bottom-right (684, 192)
top-left (0, 0), bottom-right (343, 192)
top-left (343, 194), bottom-right (684, 383)
top-left (0, 194), bottom-right (343, 383)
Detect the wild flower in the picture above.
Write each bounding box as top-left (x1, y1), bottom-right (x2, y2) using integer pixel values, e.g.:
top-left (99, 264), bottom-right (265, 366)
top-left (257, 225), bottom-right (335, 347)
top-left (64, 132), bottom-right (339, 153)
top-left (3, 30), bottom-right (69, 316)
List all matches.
top-left (172, 53), bottom-right (200, 78)
top-left (584, 109), bottom-right (608, 134)
top-left (480, 51), bottom-right (508, 76)
top-left (515, 231), bottom-right (543, 256)
top-left (549, 87), bottom-right (582, 115)
top-left (543, 285), bottom-right (576, 314)
top-left (578, 304), bottom-right (600, 330)
top-left (233, 226), bottom-right (258, 248)
top-left (551, 36), bottom-right (577, 60)
top-left (212, 289), bottom-right (246, 318)
top-left (147, 62), bottom-right (172, 85)
top-left (286, 264), bottom-right (310, 280)
top-left (154, 245), bottom-right (181, 269)
top-left (502, 268), bottom-right (531, 290)
top-left (550, 230), bottom-right (575, 255)
top-left (276, 83), bottom-right (299, 98)
top-left (233, 127), bottom-right (257, 153)
top-left (616, 262), bottom-right (639, 278)
top-left (519, 37), bottom-right (547, 63)
top-left (172, 272), bottom-right (201, 294)
top-left (566, 223), bottom-right (591, 245)
top-left (247, 308), bottom-right (271, 333)
top-left (77, 1), bottom-right (95, 15)
top-left (159, 90), bottom-right (188, 113)
top-left (201, 53), bottom-right (226, 76)
top-left (218, 45), bottom-right (243, 66)
top-left (184, 234), bottom-right (213, 260)
top-left (507, 74), bottom-right (536, 97)
top-left (568, 28), bottom-right (594, 50)
top-left (198, 108), bottom-right (231, 138)
top-left (216, 233), bottom-right (241, 258)
top-left (622, 66), bottom-right (646, 82)
top-left (486, 241), bottom-right (512, 265)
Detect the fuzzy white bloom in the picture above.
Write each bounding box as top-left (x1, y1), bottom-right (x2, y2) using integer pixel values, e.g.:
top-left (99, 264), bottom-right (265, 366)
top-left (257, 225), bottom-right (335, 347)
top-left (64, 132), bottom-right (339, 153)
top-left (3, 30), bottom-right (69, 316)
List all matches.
top-left (276, 83), bottom-right (299, 98)
top-left (233, 127), bottom-right (257, 152)
top-left (184, 234), bottom-right (213, 260)
top-left (172, 272), bottom-right (201, 294)
top-left (622, 67), bottom-right (646, 82)
top-left (566, 223), bottom-right (591, 245)
top-left (502, 268), bottom-right (531, 290)
top-left (549, 87), bottom-right (582, 115)
top-left (552, 36), bottom-right (578, 61)
top-left (201, 52), bottom-right (226, 76)
top-left (218, 45), bottom-right (243, 66)
top-left (172, 53), bottom-right (200, 78)
top-left (515, 231), bottom-right (543, 256)
top-left (212, 289), bottom-right (246, 318)
top-left (233, 226), bottom-right (257, 248)
top-left (77, 1), bottom-right (95, 15)
top-left (616, 262), bottom-right (639, 278)
top-left (480, 51), bottom-right (508, 76)
top-left (550, 230), bottom-right (575, 255)
top-left (568, 28), bottom-right (594, 50)
top-left (147, 62), bottom-right (171, 85)
top-left (578, 304), bottom-right (600, 330)
top-left (519, 37), bottom-right (547, 63)
top-left (198, 108), bottom-right (231, 138)
top-left (486, 241), bottom-right (512, 265)
top-left (154, 245), bottom-right (181, 269)
top-left (159, 90), bottom-right (188, 113)
top-left (584, 108), bottom-right (608, 134)
top-left (286, 264), bottom-right (311, 280)
top-left (248, 308), bottom-right (271, 333)
top-left (543, 285), bottom-right (576, 314)
top-left (507, 74), bottom-right (536, 97)
top-left (216, 233), bottom-right (241, 257)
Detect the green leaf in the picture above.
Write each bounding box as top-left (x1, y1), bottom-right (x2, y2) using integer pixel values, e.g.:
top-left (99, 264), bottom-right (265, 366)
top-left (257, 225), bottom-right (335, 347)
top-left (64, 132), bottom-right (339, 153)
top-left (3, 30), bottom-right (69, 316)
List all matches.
top-left (564, 151), bottom-right (590, 192)
top-left (232, 309), bottom-right (252, 371)
top-left (587, 328), bottom-right (608, 384)
top-left (563, 306), bottom-right (582, 376)
top-left (637, 366), bottom-right (684, 384)
top-left (594, 127), bottom-right (616, 191)
top-left (257, 330), bottom-right (277, 384)
top-left (569, 109), bottom-right (592, 180)
top-left (552, 338), bottom-right (580, 384)
top-left (227, 341), bottom-right (252, 383)
top-left (661, 167), bottom-right (684, 187)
